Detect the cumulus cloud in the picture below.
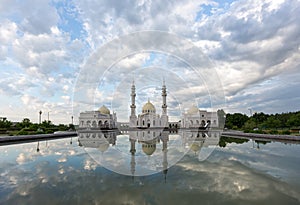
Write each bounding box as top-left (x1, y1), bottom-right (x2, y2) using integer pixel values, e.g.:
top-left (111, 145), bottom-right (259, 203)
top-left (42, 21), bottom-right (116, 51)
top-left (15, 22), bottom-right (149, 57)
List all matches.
top-left (1, 0), bottom-right (300, 123)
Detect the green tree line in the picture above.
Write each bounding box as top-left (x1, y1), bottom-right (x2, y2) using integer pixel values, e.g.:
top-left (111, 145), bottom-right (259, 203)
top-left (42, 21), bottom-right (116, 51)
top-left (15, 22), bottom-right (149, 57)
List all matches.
top-left (0, 118), bottom-right (75, 135)
top-left (225, 111), bottom-right (300, 134)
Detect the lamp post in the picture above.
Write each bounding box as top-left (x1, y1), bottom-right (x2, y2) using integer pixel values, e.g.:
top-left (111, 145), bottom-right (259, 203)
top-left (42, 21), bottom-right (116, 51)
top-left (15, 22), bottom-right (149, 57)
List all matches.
top-left (248, 108), bottom-right (252, 116)
top-left (39, 110), bottom-right (42, 124)
top-left (48, 111), bottom-right (50, 122)
top-left (71, 116), bottom-right (74, 125)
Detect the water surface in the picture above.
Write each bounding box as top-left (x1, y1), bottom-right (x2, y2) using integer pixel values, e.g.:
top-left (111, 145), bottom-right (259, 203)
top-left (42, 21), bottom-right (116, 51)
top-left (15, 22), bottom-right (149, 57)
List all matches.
top-left (1, 131), bottom-right (300, 205)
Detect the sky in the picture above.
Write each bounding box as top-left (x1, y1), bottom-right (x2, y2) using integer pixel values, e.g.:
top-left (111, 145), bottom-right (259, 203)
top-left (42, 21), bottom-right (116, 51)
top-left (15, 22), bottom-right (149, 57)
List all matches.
top-left (0, 0), bottom-right (299, 124)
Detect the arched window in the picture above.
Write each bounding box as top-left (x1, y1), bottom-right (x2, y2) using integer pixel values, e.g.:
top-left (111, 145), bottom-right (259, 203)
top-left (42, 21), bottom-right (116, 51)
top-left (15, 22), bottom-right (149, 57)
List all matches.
top-left (190, 120), bottom-right (193, 125)
top-left (196, 120), bottom-right (199, 125)
top-left (142, 120), bottom-right (145, 126)
top-left (201, 120), bottom-right (205, 126)
top-left (87, 121), bottom-right (91, 127)
top-left (153, 120), bottom-right (155, 126)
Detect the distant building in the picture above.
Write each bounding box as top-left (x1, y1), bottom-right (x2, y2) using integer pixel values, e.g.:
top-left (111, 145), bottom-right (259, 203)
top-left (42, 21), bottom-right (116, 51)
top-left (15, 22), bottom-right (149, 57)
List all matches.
top-left (78, 105), bottom-right (117, 129)
top-left (181, 105), bottom-right (219, 128)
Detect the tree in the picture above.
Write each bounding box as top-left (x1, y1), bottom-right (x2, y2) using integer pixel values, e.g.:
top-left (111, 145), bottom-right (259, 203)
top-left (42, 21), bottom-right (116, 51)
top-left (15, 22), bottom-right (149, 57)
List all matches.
top-left (225, 113), bottom-right (249, 129)
top-left (22, 118), bottom-right (31, 128)
top-left (16, 118), bottom-right (32, 129)
top-left (286, 115), bottom-right (300, 128)
top-left (40, 120), bottom-right (52, 128)
top-left (243, 119), bottom-right (256, 130)
top-left (263, 116), bottom-right (281, 129)
top-left (0, 118), bottom-right (12, 128)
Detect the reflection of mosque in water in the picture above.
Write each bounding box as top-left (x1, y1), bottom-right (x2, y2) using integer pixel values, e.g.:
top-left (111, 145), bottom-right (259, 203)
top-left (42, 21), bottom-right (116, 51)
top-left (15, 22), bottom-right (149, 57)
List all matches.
top-left (78, 131), bottom-right (117, 152)
top-left (78, 129), bottom-right (220, 179)
top-left (180, 130), bottom-right (220, 154)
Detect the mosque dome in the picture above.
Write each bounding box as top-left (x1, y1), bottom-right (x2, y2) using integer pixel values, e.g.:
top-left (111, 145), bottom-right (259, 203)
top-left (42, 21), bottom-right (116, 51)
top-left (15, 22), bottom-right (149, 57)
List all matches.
top-left (99, 105), bottom-right (110, 115)
top-left (190, 142), bottom-right (201, 153)
top-left (142, 143), bottom-right (156, 156)
top-left (187, 105), bottom-right (199, 115)
top-left (142, 100), bottom-right (156, 113)
top-left (98, 142), bottom-right (110, 152)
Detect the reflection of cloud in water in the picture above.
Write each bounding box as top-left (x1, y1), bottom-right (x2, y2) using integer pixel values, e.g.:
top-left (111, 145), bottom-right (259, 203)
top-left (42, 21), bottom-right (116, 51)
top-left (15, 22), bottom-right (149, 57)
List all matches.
top-left (176, 156), bottom-right (300, 202)
top-left (2, 157), bottom-right (300, 205)
top-left (58, 168), bottom-right (64, 174)
top-left (58, 157), bottom-right (67, 163)
top-left (1, 137), bottom-right (300, 204)
top-left (16, 153), bottom-right (26, 164)
top-left (84, 159), bottom-right (98, 171)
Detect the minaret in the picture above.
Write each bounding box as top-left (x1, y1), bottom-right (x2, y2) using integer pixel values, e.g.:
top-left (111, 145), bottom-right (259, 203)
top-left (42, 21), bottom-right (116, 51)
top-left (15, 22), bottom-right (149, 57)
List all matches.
top-left (162, 80), bottom-right (167, 115)
top-left (161, 80), bottom-right (168, 127)
top-left (130, 80), bottom-right (137, 127)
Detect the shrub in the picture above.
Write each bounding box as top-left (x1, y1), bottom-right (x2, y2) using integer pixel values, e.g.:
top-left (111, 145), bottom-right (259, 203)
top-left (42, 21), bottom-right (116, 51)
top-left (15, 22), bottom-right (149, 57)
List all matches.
top-left (269, 130), bottom-right (278, 134)
top-left (281, 130), bottom-right (291, 135)
top-left (17, 130), bottom-right (29, 135)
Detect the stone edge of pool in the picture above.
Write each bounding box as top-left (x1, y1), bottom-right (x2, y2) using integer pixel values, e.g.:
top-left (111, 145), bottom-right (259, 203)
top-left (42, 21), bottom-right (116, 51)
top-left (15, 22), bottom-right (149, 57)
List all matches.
top-left (222, 131), bottom-right (300, 141)
top-left (1, 131), bottom-right (300, 145)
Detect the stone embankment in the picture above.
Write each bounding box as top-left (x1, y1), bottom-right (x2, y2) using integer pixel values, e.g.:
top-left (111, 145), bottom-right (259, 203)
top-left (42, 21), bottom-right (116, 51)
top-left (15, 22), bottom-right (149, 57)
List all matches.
top-left (222, 131), bottom-right (300, 141)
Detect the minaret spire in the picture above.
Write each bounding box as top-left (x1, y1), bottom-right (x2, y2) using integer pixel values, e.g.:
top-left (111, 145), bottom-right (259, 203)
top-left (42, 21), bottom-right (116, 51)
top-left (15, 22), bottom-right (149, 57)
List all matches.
top-left (161, 79), bottom-right (168, 127)
top-left (162, 80), bottom-right (167, 116)
top-left (130, 80), bottom-right (137, 127)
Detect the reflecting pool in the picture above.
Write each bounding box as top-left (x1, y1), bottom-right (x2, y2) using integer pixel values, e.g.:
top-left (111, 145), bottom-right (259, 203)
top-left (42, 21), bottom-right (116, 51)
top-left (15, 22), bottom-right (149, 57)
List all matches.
top-left (1, 130), bottom-right (300, 205)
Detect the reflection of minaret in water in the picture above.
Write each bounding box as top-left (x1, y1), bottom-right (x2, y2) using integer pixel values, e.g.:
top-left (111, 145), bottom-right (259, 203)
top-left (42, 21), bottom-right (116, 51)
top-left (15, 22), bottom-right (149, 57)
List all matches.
top-left (130, 138), bottom-right (136, 179)
top-left (161, 132), bottom-right (169, 182)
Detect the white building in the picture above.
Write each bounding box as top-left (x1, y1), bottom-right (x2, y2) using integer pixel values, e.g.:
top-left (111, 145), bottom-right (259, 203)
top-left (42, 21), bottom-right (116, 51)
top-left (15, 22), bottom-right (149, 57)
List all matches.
top-left (129, 81), bottom-right (169, 128)
top-left (181, 105), bottom-right (219, 128)
top-left (79, 105), bottom-right (117, 129)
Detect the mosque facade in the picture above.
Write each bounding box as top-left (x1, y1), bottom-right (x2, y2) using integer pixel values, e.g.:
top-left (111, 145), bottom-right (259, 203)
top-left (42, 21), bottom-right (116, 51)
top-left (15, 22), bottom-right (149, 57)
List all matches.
top-left (78, 105), bottom-right (117, 129)
top-left (181, 105), bottom-right (219, 128)
top-left (129, 81), bottom-right (169, 128)
top-left (78, 82), bottom-right (220, 130)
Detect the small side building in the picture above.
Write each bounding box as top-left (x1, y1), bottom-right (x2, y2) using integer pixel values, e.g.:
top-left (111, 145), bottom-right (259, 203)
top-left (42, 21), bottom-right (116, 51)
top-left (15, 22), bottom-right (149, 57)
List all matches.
top-left (79, 105), bottom-right (117, 129)
top-left (181, 105), bottom-right (219, 128)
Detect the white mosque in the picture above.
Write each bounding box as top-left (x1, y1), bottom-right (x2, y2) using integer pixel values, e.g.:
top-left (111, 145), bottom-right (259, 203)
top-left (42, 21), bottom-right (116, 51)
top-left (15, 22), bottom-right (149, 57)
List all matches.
top-left (78, 81), bottom-right (219, 130)
top-left (129, 81), bottom-right (169, 128)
